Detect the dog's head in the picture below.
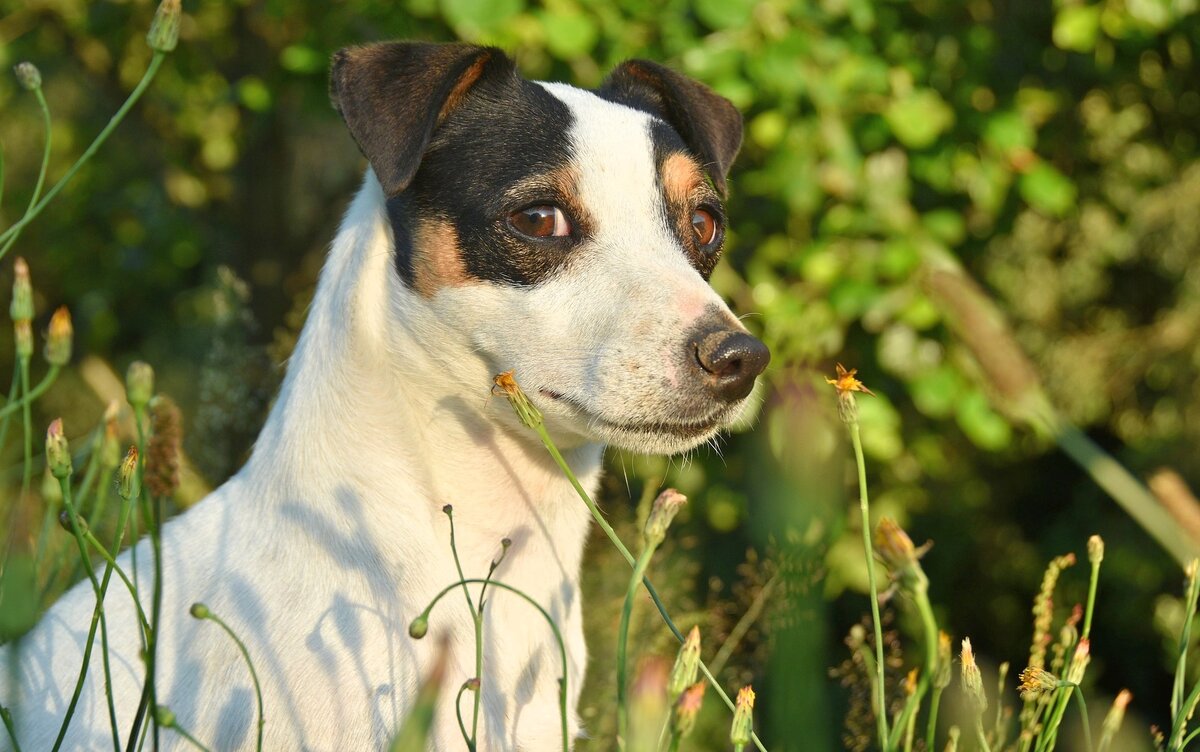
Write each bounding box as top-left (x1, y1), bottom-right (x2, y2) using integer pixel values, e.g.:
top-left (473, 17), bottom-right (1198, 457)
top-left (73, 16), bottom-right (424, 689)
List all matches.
top-left (330, 42), bottom-right (769, 454)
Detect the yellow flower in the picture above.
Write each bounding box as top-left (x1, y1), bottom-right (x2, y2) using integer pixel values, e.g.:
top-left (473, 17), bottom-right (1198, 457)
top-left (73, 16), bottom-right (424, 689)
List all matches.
top-left (826, 363), bottom-right (875, 397)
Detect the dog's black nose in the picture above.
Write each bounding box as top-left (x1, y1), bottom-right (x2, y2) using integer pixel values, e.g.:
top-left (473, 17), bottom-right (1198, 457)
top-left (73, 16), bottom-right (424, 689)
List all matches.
top-left (693, 328), bottom-right (770, 402)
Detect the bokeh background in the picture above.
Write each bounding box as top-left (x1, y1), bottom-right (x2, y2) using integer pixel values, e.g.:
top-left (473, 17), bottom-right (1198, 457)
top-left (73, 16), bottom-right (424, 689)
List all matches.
top-left (2, 0), bottom-right (1199, 749)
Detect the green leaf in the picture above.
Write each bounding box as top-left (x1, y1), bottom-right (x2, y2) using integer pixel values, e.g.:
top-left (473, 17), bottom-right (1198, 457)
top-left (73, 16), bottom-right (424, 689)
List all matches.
top-left (694, 0), bottom-right (757, 30)
top-left (885, 89), bottom-right (954, 149)
top-left (441, 0), bottom-right (524, 35)
top-left (279, 45), bottom-right (325, 74)
top-left (983, 110), bottom-right (1036, 153)
top-left (1053, 5), bottom-right (1102, 52)
top-left (540, 10), bottom-right (599, 59)
top-left (955, 390), bottom-right (1012, 450)
top-left (1019, 162), bottom-right (1077, 216)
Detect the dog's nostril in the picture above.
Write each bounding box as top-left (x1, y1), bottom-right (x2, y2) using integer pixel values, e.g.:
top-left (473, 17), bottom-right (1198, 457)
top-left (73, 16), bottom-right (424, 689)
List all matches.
top-left (694, 330), bottom-right (770, 402)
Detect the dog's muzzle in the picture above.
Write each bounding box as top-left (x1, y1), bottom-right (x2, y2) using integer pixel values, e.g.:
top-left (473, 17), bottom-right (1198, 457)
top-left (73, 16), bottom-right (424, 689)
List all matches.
top-left (688, 315), bottom-right (770, 403)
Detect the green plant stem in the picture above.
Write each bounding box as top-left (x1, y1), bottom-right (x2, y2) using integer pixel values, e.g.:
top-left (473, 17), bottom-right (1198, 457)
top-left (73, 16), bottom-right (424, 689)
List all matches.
top-left (197, 611), bottom-right (264, 752)
top-left (617, 546), bottom-right (657, 751)
top-left (1044, 414), bottom-right (1195, 566)
top-left (0, 360), bottom-right (20, 451)
top-left (667, 733), bottom-right (682, 752)
top-left (52, 476), bottom-right (120, 752)
top-left (420, 578), bottom-right (570, 752)
top-left (1172, 562), bottom-right (1200, 725)
top-left (1, 704), bottom-right (22, 752)
top-left (147, 492), bottom-right (165, 751)
top-left (18, 358), bottom-right (32, 516)
top-left (164, 720), bottom-right (211, 752)
top-left (927, 688), bottom-right (943, 751)
top-left (0, 86), bottom-right (52, 257)
top-left (83, 530), bottom-right (151, 635)
top-left (0, 363), bottom-right (61, 420)
top-left (454, 681), bottom-right (473, 749)
top-left (0, 53), bottom-right (166, 257)
top-left (529, 422), bottom-right (768, 752)
top-left (974, 717), bottom-right (993, 752)
top-left (849, 420), bottom-right (889, 749)
top-left (1072, 687), bottom-right (1094, 752)
top-left (709, 574), bottom-right (777, 678)
top-left (442, 508), bottom-right (481, 750)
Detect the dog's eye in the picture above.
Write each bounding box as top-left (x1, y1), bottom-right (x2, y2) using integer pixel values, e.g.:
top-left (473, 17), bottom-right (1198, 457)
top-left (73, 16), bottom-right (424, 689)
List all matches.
top-left (508, 205), bottom-right (572, 239)
top-left (692, 208), bottom-right (720, 249)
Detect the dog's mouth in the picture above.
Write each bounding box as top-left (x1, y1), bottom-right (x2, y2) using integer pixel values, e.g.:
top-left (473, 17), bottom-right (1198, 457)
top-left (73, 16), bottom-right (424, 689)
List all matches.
top-left (539, 389), bottom-right (723, 439)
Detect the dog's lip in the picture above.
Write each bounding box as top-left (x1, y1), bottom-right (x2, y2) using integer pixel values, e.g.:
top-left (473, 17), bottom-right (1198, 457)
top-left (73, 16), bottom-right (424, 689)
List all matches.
top-left (538, 389), bottom-right (722, 438)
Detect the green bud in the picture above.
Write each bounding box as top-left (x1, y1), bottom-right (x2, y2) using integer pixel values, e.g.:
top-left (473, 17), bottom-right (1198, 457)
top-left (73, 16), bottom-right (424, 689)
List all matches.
top-left (14, 62), bottom-right (41, 91)
top-left (667, 626), bottom-right (701, 699)
top-left (58, 509), bottom-right (88, 536)
top-left (730, 685), bottom-right (755, 746)
top-left (118, 446), bottom-right (140, 500)
top-left (45, 418), bottom-right (72, 479)
top-left (154, 705), bottom-right (176, 728)
top-left (146, 0), bottom-right (181, 53)
top-left (643, 488), bottom-right (686, 549)
top-left (14, 320), bottom-right (33, 361)
top-left (126, 361), bottom-right (155, 409)
top-left (10, 258), bottom-right (34, 323)
top-left (408, 615), bottom-right (429, 639)
top-left (44, 307), bottom-right (72, 367)
top-left (189, 602), bottom-right (210, 619)
top-left (40, 467), bottom-right (63, 505)
top-left (933, 631), bottom-right (952, 690)
top-left (960, 638), bottom-right (987, 711)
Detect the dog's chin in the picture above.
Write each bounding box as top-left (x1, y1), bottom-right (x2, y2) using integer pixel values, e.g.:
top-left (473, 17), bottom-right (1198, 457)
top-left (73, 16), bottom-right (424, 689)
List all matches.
top-left (538, 389), bottom-right (735, 455)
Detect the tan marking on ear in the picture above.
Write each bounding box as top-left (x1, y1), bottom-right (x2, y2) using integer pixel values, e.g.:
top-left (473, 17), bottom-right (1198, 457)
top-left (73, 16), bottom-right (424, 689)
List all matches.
top-left (661, 152), bottom-right (704, 205)
top-left (437, 51), bottom-right (494, 124)
top-left (412, 218), bottom-right (469, 297)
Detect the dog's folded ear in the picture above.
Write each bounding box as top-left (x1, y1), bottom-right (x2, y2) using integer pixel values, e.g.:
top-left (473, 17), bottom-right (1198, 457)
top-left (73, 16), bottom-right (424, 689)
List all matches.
top-left (599, 60), bottom-right (743, 195)
top-left (330, 42), bottom-right (515, 197)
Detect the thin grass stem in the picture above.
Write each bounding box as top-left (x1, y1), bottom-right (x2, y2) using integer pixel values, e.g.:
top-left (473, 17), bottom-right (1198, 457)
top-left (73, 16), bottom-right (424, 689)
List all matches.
top-left (1, 704), bottom-right (22, 752)
top-left (454, 681), bottom-right (473, 749)
top-left (0, 87), bottom-right (52, 258)
top-left (617, 546), bottom-right (657, 750)
top-left (849, 420), bottom-right (889, 748)
top-left (194, 609), bottom-right (264, 752)
top-left (1072, 687), bottom-right (1093, 752)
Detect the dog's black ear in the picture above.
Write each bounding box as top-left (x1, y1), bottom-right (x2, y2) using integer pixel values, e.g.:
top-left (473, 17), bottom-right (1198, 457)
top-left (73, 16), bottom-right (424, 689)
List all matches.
top-left (599, 60), bottom-right (743, 195)
top-left (330, 42), bottom-right (515, 197)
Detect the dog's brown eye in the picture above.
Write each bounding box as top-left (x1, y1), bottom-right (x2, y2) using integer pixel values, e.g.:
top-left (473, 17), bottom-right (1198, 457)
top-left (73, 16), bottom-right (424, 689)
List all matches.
top-left (692, 208), bottom-right (719, 248)
top-left (509, 205), bottom-right (571, 239)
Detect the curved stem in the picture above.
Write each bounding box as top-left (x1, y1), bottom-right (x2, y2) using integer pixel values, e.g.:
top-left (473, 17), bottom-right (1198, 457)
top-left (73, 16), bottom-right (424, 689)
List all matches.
top-left (617, 547), bottom-right (656, 750)
top-left (165, 720), bottom-right (211, 752)
top-left (83, 530), bottom-right (151, 635)
top-left (1, 704), bottom-right (23, 752)
top-left (0, 87), bottom-right (52, 258)
top-left (1073, 687), bottom-right (1094, 752)
top-left (851, 421), bottom-right (889, 748)
top-left (198, 612), bottom-right (264, 752)
top-left (0, 364), bottom-right (61, 420)
top-left (454, 681), bottom-right (473, 749)
top-left (420, 578), bottom-right (570, 752)
top-left (0, 53), bottom-right (166, 258)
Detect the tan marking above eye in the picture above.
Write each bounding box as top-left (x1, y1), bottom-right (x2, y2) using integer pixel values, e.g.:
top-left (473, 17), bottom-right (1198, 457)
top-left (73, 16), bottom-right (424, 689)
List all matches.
top-left (661, 152), bottom-right (704, 204)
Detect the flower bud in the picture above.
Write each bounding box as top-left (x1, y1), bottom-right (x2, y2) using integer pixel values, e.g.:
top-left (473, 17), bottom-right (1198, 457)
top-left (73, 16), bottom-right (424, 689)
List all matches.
top-left (1065, 638), bottom-right (1091, 685)
top-left (58, 508), bottom-right (88, 535)
top-left (1099, 690), bottom-right (1131, 747)
top-left (644, 488), bottom-right (686, 549)
top-left (44, 306), bottom-right (72, 366)
top-left (118, 446), bottom-right (140, 500)
top-left (1088, 535), bottom-right (1104, 566)
top-left (41, 466), bottom-right (63, 505)
top-left (670, 681), bottom-right (706, 739)
top-left (465, 677), bottom-right (480, 692)
top-left (46, 418), bottom-right (72, 479)
top-left (154, 705), bottom-right (176, 728)
top-left (1018, 666), bottom-right (1060, 701)
top-left (667, 626), bottom-right (702, 698)
top-left (409, 615), bottom-right (429, 639)
top-left (14, 62), bottom-right (41, 91)
top-left (730, 685), bottom-right (755, 746)
top-left (492, 371), bottom-right (543, 429)
top-left (10, 258), bottom-right (34, 323)
top-left (146, 0), bottom-right (181, 53)
top-left (189, 602), bottom-right (210, 619)
top-left (934, 631), bottom-right (952, 690)
top-left (960, 638), bottom-right (987, 711)
top-left (126, 361), bottom-right (155, 410)
top-left (14, 319), bottom-right (33, 360)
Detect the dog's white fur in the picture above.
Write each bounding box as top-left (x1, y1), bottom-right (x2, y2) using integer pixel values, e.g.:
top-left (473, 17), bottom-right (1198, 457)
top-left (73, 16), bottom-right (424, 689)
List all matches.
top-left (1, 82), bottom-right (746, 750)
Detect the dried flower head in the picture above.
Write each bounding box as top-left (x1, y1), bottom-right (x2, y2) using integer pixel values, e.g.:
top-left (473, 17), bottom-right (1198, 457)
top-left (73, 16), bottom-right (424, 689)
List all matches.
top-left (492, 371), bottom-right (543, 429)
top-left (44, 307), bottom-right (72, 367)
top-left (826, 363), bottom-right (874, 425)
top-left (730, 685), bottom-right (755, 745)
top-left (145, 395), bottom-right (182, 498)
top-left (644, 488), bottom-right (687, 548)
top-left (45, 418), bottom-right (72, 479)
top-left (146, 0), bottom-right (182, 52)
top-left (670, 681), bottom-right (706, 739)
top-left (667, 626), bottom-right (702, 698)
top-left (1018, 666), bottom-right (1060, 701)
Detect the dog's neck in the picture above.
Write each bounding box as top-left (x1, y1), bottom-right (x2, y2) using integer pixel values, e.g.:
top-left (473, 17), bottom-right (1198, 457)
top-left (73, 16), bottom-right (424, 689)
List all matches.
top-left (244, 173), bottom-right (602, 552)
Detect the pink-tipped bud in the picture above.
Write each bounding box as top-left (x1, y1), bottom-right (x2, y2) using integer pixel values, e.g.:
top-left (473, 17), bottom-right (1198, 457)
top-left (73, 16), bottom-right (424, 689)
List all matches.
top-left (44, 307), bottom-right (72, 367)
top-left (730, 685), bottom-right (755, 745)
top-left (644, 488), bottom-right (687, 548)
top-left (670, 681), bottom-right (706, 739)
top-left (45, 418), bottom-right (72, 479)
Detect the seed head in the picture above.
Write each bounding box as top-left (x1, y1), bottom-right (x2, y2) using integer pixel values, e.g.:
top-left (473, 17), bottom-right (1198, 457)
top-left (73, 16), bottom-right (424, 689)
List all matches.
top-left (145, 395), bottom-right (182, 499)
top-left (146, 0), bottom-right (181, 53)
top-left (670, 681), bottom-right (706, 739)
top-left (45, 418), bottom-right (72, 479)
top-left (10, 257), bottom-right (34, 323)
top-left (1088, 535), bottom-right (1104, 566)
top-left (492, 371), bottom-right (543, 429)
top-left (667, 626), bottom-right (702, 698)
top-left (408, 615), bottom-right (429, 639)
top-left (644, 488), bottom-right (687, 549)
top-left (960, 638), bottom-right (987, 711)
top-left (118, 446), bottom-right (140, 500)
top-left (126, 361), bottom-right (155, 410)
top-left (730, 685), bottom-right (755, 745)
top-left (44, 307), bottom-right (72, 366)
top-left (14, 62), bottom-right (41, 91)
top-left (189, 602), bottom-right (210, 619)
top-left (1017, 666), bottom-right (1060, 701)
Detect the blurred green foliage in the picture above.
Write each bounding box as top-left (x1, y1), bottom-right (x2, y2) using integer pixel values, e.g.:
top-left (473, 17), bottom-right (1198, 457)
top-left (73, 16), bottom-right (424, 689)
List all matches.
top-left (3, 0), bottom-right (1200, 748)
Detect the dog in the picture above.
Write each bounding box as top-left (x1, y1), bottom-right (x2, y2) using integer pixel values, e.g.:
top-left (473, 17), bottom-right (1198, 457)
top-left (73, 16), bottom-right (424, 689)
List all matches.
top-left (1, 41), bottom-right (768, 750)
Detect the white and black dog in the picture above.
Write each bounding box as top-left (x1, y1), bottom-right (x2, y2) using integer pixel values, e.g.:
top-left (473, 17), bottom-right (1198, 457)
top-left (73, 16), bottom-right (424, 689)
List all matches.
top-left (1, 41), bottom-right (768, 750)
